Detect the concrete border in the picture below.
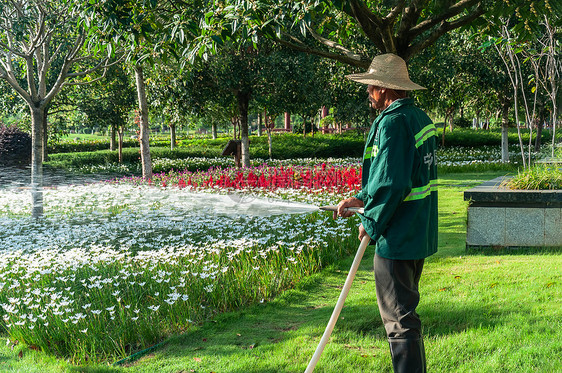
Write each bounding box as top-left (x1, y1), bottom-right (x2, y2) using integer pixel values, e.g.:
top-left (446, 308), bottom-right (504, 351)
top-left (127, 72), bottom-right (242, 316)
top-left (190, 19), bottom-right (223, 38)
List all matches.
top-left (464, 177), bottom-right (562, 248)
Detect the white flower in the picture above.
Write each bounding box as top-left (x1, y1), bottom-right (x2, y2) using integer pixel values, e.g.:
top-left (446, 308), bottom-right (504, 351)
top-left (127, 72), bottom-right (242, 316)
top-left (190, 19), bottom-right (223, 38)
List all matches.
top-left (131, 316), bottom-right (139, 321)
top-left (91, 310), bottom-right (102, 315)
top-left (204, 285), bottom-right (214, 293)
top-left (105, 306), bottom-right (115, 311)
top-left (147, 305), bottom-right (160, 312)
top-left (80, 328), bottom-right (88, 333)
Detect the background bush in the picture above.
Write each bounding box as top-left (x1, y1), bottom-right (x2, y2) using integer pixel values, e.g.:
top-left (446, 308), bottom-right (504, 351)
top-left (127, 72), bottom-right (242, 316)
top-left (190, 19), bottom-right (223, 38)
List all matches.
top-left (0, 125), bottom-right (31, 165)
top-left (453, 117), bottom-right (472, 129)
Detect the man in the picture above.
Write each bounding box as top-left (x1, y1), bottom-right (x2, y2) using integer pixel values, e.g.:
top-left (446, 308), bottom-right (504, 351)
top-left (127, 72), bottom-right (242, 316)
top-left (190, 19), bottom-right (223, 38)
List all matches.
top-left (335, 53), bottom-right (438, 373)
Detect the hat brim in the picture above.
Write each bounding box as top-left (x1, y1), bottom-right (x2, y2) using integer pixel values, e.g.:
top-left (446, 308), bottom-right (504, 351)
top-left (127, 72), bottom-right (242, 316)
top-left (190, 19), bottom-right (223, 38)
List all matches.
top-left (346, 73), bottom-right (426, 91)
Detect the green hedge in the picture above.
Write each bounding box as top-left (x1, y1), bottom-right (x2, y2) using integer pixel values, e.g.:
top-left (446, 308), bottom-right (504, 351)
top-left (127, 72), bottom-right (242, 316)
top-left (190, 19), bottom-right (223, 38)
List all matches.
top-left (437, 128), bottom-right (556, 147)
top-left (45, 146), bottom-right (224, 171)
top-left (44, 130), bottom-right (560, 175)
top-left (50, 129), bottom-right (558, 155)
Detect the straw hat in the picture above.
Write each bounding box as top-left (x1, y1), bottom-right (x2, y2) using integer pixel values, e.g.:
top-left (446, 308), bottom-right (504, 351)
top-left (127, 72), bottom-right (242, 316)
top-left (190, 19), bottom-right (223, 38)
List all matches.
top-left (346, 53), bottom-right (426, 91)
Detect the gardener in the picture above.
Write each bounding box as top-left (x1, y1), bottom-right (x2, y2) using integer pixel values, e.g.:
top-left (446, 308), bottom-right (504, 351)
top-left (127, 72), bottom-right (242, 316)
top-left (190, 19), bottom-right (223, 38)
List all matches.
top-left (335, 53), bottom-right (437, 373)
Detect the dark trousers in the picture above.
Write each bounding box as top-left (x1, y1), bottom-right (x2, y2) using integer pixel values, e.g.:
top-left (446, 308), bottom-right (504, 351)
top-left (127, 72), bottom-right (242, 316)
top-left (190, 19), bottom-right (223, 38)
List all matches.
top-left (374, 253), bottom-right (425, 339)
top-left (375, 254), bottom-right (427, 373)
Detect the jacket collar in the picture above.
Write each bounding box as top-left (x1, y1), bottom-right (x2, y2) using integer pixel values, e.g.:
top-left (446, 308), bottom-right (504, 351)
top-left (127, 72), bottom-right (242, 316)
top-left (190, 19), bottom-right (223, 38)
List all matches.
top-left (380, 97), bottom-right (414, 116)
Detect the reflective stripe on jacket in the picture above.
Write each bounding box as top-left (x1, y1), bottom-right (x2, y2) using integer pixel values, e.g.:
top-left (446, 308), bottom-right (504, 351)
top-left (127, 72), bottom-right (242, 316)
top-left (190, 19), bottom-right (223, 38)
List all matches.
top-left (355, 98), bottom-right (438, 260)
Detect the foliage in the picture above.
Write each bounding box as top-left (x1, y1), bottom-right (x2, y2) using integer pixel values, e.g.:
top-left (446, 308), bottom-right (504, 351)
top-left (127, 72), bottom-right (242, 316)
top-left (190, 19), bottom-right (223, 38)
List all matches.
top-left (0, 176), bottom-right (358, 362)
top-left (192, 0), bottom-right (489, 65)
top-left (71, 65), bottom-right (137, 135)
top-left (453, 117), bottom-right (473, 129)
top-left (2, 173), bottom-right (561, 371)
top-left (50, 130), bottom-right (558, 157)
top-left (0, 125), bottom-right (31, 165)
top-left (504, 164), bottom-right (562, 190)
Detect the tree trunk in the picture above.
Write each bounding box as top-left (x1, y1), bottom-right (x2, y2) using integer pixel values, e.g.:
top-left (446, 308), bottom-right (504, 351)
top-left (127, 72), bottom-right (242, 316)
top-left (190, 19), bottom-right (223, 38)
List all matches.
top-left (534, 117), bottom-right (543, 152)
top-left (552, 103), bottom-right (558, 158)
top-left (110, 125), bottom-right (117, 151)
top-left (267, 128), bottom-right (272, 160)
top-left (30, 105), bottom-right (44, 218)
top-left (118, 129), bottom-right (124, 163)
top-left (257, 113), bottom-right (262, 136)
top-left (448, 108), bottom-right (454, 133)
top-left (501, 102), bottom-right (510, 163)
top-left (212, 122), bottom-right (218, 139)
top-left (237, 90), bottom-right (251, 168)
top-left (170, 123), bottom-right (176, 150)
top-left (134, 65), bottom-right (153, 179)
top-left (41, 108), bottom-right (49, 162)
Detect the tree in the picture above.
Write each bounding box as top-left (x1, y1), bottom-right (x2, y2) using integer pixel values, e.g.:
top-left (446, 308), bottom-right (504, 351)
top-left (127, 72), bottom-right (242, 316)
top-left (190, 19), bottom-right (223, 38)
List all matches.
top-left (483, 1), bottom-right (562, 164)
top-left (193, 0), bottom-right (490, 66)
top-left (81, 0), bottom-right (208, 179)
top-left (255, 47), bottom-right (330, 138)
top-left (73, 64), bottom-right (136, 161)
top-left (0, 1), bottom-right (114, 166)
top-left (0, 0), bottom-right (114, 216)
top-left (411, 30), bottom-right (514, 157)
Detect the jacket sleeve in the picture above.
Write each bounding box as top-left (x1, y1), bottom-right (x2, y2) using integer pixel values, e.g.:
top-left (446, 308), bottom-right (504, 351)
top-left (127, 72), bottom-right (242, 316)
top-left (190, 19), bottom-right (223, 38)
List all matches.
top-left (360, 115), bottom-right (414, 242)
top-left (354, 189), bottom-right (366, 202)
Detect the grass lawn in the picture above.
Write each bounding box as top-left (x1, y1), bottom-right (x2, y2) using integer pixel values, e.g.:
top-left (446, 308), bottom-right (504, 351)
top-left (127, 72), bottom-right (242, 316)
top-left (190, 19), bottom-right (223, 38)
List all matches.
top-left (60, 134), bottom-right (110, 141)
top-left (1, 171), bottom-right (560, 372)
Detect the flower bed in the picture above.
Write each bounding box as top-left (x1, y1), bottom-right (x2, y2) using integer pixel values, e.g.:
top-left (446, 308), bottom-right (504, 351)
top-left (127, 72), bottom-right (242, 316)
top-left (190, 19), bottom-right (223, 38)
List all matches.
top-left (0, 176), bottom-right (358, 362)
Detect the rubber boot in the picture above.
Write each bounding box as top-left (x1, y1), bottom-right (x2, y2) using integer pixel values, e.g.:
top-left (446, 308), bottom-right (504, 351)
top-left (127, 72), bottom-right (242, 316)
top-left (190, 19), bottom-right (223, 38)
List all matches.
top-left (388, 337), bottom-right (426, 373)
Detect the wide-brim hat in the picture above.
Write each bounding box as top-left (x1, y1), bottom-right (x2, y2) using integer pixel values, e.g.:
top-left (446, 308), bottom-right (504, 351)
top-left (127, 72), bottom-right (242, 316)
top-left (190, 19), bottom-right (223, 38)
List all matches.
top-left (346, 53), bottom-right (426, 91)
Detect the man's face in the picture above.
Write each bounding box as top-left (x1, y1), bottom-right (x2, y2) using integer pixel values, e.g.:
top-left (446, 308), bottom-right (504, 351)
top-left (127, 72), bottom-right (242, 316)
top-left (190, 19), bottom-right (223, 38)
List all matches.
top-left (367, 85), bottom-right (384, 110)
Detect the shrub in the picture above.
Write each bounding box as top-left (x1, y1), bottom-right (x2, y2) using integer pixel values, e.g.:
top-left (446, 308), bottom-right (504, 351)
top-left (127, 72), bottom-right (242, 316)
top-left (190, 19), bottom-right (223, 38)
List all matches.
top-left (453, 117), bottom-right (472, 128)
top-left (504, 164), bottom-right (562, 190)
top-left (0, 125), bottom-right (31, 165)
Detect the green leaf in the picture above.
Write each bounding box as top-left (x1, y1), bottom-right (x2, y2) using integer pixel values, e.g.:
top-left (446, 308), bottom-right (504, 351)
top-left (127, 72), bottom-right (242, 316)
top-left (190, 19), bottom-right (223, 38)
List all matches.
top-left (210, 35), bottom-right (223, 45)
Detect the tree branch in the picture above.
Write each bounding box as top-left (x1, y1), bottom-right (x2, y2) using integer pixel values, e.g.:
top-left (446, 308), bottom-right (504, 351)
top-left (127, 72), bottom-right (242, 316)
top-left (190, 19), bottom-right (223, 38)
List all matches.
top-left (62, 55), bottom-right (125, 87)
top-left (26, 55), bottom-right (39, 100)
top-left (397, 0), bottom-right (427, 38)
top-left (275, 34), bottom-right (370, 69)
top-left (409, 0), bottom-right (482, 38)
top-left (0, 63), bottom-right (32, 104)
top-left (0, 42), bottom-right (27, 58)
top-left (404, 5), bottom-right (484, 60)
top-left (306, 25), bottom-right (364, 61)
top-left (344, 0), bottom-right (386, 51)
top-left (383, 0), bottom-right (407, 24)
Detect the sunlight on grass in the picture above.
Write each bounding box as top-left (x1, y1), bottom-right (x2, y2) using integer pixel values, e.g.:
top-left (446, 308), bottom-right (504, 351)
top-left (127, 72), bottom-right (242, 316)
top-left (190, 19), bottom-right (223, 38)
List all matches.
top-left (1, 171), bottom-right (560, 372)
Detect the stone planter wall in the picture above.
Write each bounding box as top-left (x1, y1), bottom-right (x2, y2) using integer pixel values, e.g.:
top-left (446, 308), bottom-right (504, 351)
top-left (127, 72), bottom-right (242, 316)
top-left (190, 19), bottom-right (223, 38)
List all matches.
top-left (464, 177), bottom-right (562, 248)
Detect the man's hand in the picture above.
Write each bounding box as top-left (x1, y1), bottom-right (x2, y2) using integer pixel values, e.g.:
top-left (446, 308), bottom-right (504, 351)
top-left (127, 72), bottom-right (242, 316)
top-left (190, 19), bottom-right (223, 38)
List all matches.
top-left (333, 197), bottom-right (364, 219)
top-left (358, 223), bottom-right (371, 242)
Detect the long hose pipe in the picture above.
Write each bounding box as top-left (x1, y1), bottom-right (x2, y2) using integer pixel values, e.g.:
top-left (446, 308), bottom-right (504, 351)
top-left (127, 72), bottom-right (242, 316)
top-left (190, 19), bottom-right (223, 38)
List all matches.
top-left (305, 207), bottom-right (369, 372)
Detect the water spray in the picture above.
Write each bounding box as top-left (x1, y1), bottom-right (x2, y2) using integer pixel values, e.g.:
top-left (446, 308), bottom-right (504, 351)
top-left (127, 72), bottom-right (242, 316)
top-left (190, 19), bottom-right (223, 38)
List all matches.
top-left (305, 205), bottom-right (369, 373)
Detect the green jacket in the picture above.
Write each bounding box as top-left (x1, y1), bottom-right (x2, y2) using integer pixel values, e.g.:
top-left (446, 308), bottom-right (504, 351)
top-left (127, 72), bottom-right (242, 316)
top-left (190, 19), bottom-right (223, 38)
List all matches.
top-left (355, 98), bottom-right (438, 260)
